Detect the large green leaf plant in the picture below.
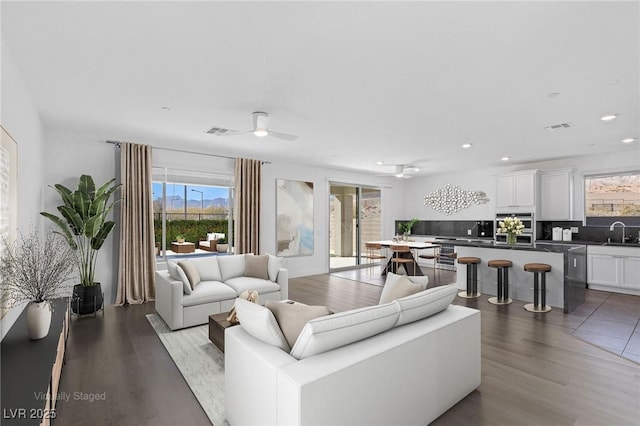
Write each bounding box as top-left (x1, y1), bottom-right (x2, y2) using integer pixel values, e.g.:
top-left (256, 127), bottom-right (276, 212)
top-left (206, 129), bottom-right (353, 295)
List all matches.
top-left (41, 175), bottom-right (120, 287)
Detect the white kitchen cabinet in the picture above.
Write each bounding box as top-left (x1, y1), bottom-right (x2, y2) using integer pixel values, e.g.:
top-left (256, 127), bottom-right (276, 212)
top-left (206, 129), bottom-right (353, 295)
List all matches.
top-left (539, 169), bottom-right (573, 220)
top-left (495, 170), bottom-right (537, 210)
top-left (587, 245), bottom-right (640, 294)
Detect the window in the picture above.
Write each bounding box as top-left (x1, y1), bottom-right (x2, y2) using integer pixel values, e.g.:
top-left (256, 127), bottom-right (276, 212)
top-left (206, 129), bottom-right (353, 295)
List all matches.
top-left (152, 167), bottom-right (233, 258)
top-left (584, 170), bottom-right (640, 226)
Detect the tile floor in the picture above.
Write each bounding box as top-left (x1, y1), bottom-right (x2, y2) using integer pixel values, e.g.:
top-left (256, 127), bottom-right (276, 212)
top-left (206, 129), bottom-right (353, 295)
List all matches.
top-left (332, 264), bottom-right (640, 364)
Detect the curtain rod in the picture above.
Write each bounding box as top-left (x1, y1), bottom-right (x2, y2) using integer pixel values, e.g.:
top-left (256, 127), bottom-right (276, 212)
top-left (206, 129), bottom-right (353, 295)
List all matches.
top-left (106, 139), bottom-right (271, 164)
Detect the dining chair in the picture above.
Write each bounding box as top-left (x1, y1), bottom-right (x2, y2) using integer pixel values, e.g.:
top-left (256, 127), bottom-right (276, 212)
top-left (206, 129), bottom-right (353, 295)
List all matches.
top-left (365, 242), bottom-right (387, 276)
top-left (390, 244), bottom-right (416, 275)
top-left (418, 245), bottom-right (441, 282)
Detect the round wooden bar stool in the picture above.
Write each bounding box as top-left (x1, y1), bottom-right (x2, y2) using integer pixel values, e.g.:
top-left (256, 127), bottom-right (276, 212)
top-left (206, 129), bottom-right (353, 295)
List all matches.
top-left (523, 263), bottom-right (552, 313)
top-left (457, 257), bottom-right (481, 299)
top-left (487, 259), bottom-right (513, 305)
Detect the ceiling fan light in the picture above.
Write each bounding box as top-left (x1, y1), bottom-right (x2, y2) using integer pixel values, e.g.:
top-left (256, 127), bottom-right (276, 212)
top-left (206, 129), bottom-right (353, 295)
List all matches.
top-left (395, 174), bottom-right (404, 178)
top-left (254, 128), bottom-right (268, 137)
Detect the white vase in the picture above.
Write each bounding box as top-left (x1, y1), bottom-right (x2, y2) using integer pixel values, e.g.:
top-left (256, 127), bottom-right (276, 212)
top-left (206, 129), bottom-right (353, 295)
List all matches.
top-left (26, 301), bottom-right (52, 340)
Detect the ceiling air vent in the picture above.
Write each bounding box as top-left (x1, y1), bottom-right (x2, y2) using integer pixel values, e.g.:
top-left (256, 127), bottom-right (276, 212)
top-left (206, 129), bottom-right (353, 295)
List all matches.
top-left (206, 126), bottom-right (236, 136)
top-left (544, 123), bottom-right (573, 132)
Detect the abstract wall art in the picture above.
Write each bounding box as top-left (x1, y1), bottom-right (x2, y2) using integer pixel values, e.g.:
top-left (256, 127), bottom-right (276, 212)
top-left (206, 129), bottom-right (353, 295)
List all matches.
top-left (276, 179), bottom-right (314, 256)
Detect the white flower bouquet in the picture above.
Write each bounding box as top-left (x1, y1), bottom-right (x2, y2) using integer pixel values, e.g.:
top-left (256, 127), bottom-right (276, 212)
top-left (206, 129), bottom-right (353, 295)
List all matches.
top-left (498, 217), bottom-right (525, 244)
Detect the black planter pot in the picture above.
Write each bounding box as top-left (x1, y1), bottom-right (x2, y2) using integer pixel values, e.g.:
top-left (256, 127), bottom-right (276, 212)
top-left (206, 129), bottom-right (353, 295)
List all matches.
top-left (71, 283), bottom-right (104, 315)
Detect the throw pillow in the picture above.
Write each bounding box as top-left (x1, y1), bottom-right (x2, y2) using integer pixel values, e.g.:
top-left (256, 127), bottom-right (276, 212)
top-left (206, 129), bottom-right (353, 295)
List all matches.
top-left (234, 298), bottom-right (289, 352)
top-left (265, 301), bottom-right (330, 348)
top-left (393, 285), bottom-right (457, 327)
top-left (267, 254), bottom-right (284, 282)
top-left (379, 272), bottom-right (425, 304)
top-left (244, 254), bottom-right (269, 280)
top-left (177, 260), bottom-right (201, 290)
top-left (290, 302), bottom-right (400, 360)
top-left (167, 261), bottom-right (181, 280)
top-left (175, 264), bottom-right (192, 295)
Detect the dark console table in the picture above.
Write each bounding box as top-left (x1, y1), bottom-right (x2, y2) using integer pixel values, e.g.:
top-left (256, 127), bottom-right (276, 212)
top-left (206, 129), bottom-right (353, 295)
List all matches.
top-left (1, 298), bottom-right (69, 425)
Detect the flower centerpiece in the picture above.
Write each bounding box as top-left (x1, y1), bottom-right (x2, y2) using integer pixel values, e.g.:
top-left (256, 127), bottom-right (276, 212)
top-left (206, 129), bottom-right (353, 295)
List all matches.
top-left (498, 216), bottom-right (525, 245)
top-left (398, 218), bottom-right (420, 241)
top-left (0, 229), bottom-right (76, 339)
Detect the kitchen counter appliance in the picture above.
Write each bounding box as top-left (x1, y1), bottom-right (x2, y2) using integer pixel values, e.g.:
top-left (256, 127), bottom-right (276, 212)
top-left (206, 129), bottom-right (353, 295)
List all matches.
top-left (495, 212), bottom-right (534, 246)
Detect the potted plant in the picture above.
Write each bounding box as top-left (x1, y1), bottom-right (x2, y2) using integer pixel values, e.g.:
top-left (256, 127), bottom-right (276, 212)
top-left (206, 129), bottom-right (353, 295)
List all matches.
top-left (41, 175), bottom-right (120, 315)
top-left (216, 237), bottom-right (229, 253)
top-left (0, 229), bottom-right (76, 339)
top-left (398, 218), bottom-right (419, 240)
top-left (176, 235), bottom-right (186, 244)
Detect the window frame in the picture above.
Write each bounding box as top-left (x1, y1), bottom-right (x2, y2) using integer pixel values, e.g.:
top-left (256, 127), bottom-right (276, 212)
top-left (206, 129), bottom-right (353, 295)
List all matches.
top-left (583, 169), bottom-right (640, 227)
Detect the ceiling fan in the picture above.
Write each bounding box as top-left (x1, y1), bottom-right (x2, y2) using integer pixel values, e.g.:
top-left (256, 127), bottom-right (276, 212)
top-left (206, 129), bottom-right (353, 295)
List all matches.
top-left (375, 164), bottom-right (420, 179)
top-left (207, 111), bottom-right (298, 141)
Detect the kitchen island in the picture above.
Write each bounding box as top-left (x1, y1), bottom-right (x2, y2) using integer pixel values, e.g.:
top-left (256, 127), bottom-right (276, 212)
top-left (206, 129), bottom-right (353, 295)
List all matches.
top-left (450, 240), bottom-right (586, 313)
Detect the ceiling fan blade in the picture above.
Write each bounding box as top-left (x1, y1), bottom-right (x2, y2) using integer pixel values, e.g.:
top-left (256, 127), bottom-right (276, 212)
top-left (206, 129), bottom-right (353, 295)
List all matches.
top-left (267, 130), bottom-right (298, 141)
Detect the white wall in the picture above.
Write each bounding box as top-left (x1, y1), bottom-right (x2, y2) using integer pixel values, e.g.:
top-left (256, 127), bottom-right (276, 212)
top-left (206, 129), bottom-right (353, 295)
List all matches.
top-left (403, 150), bottom-right (640, 222)
top-left (1, 41), bottom-right (46, 339)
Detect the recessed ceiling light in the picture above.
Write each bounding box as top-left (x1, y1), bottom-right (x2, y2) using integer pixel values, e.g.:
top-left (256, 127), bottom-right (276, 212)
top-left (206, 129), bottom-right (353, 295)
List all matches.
top-left (461, 143), bottom-right (472, 149)
top-left (501, 156), bottom-right (510, 161)
top-left (600, 114), bottom-right (617, 121)
top-left (375, 161), bottom-right (384, 165)
top-left (547, 92), bottom-right (560, 98)
top-left (622, 138), bottom-right (636, 144)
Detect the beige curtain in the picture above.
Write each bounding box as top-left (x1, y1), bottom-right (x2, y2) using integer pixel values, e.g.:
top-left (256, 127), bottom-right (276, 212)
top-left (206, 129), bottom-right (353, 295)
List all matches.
top-left (116, 142), bottom-right (156, 305)
top-left (234, 158), bottom-right (261, 254)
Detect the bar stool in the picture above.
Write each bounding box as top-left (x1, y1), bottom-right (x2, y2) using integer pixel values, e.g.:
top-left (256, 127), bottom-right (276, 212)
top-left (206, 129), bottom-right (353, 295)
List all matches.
top-left (524, 263), bottom-right (552, 313)
top-left (390, 244), bottom-right (416, 275)
top-left (365, 242), bottom-right (387, 275)
top-left (487, 259), bottom-right (513, 305)
top-left (457, 257), bottom-right (481, 299)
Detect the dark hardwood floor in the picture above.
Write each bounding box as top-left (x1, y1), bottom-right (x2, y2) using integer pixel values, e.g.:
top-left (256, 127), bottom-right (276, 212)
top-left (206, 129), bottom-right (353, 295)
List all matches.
top-left (53, 268), bottom-right (640, 425)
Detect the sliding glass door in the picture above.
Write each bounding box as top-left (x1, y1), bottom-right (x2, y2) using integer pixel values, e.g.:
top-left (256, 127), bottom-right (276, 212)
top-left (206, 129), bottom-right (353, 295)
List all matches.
top-left (329, 183), bottom-right (381, 271)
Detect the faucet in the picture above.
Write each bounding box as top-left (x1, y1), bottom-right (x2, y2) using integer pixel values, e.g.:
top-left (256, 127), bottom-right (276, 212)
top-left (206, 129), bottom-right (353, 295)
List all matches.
top-left (609, 221), bottom-right (626, 243)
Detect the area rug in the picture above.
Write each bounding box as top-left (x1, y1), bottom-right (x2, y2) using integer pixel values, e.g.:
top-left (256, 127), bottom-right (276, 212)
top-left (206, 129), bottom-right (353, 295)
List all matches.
top-left (146, 314), bottom-right (228, 425)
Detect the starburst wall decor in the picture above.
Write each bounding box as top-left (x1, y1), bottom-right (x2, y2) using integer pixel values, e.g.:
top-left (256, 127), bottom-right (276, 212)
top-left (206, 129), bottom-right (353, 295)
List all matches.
top-left (423, 184), bottom-right (489, 215)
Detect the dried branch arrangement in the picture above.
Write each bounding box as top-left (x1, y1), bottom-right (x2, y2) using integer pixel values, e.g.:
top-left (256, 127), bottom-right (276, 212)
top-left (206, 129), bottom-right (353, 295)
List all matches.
top-left (0, 228), bottom-right (77, 307)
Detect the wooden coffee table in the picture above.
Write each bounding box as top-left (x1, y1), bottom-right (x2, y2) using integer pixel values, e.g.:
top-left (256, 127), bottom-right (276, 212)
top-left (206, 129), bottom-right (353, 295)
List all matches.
top-left (208, 312), bottom-right (238, 353)
top-left (170, 242), bottom-right (195, 253)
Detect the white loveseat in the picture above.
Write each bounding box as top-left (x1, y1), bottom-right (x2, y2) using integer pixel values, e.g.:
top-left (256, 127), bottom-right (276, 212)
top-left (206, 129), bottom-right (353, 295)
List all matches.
top-left (155, 254), bottom-right (288, 330)
top-left (225, 285), bottom-right (481, 426)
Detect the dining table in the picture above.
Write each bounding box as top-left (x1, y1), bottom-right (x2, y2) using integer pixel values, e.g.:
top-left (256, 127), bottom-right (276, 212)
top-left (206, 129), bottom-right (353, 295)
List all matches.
top-left (367, 240), bottom-right (441, 276)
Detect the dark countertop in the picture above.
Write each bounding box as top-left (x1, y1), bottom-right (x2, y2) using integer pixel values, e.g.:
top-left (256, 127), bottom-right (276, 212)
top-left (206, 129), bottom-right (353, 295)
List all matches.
top-left (409, 235), bottom-right (639, 250)
top-left (441, 239), bottom-right (586, 253)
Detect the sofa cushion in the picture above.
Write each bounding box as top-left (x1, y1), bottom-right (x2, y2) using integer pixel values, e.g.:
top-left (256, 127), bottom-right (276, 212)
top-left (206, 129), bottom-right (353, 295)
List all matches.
top-left (178, 260), bottom-right (201, 290)
top-left (245, 254), bottom-right (269, 280)
top-left (191, 257), bottom-right (222, 282)
top-left (290, 302), bottom-right (400, 360)
top-left (393, 285), bottom-right (458, 327)
top-left (379, 272), bottom-right (425, 304)
top-left (218, 255), bottom-right (246, 281)
top-left (207, 232), bottom-right (225, 241)
top-left (182, 281), bottom-right (237, 307)
top-left (267, 254), bottom-right (284, 282)
top-left (225, 277), bottom-right (281, 295)
top-left (234, 298), bottom-right (290, 351)
top-left (265, 301), bottom-right (331, 348)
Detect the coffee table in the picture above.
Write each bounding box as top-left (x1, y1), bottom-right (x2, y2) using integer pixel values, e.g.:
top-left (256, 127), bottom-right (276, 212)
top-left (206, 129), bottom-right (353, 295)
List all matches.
top-left (208, 312), bottom-right (237, 353)
top-left (171, 242), bottom-right (195, 253)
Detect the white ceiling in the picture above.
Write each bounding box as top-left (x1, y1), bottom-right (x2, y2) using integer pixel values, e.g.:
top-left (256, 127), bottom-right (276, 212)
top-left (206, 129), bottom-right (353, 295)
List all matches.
top-left (2, 1), bottom-right (639, 176)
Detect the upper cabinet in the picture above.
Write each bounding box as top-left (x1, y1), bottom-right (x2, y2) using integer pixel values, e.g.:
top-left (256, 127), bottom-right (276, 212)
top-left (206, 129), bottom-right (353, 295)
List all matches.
top-left (538, 169), bottom-right (574, 220)
top-left (495, 170), bottom-right (537, 211)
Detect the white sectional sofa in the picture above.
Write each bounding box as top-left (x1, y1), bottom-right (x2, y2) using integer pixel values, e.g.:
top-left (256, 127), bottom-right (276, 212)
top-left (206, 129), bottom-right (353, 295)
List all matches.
top-left (155, 254), bottom-right (288, 330)
top-left (225, 285), bottom-right (481, 426)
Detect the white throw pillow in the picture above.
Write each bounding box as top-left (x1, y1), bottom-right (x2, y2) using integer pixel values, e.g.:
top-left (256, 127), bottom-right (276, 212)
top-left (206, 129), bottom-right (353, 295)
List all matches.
top-left (267, 254), bottom-right (284, 282)
top-left (393, 285), bottom-right (457, 327)
top-left (290, 302), bottom-right (400, 360)
top-left (217, 255), bottom-right (246, 281)
top-left (234, 298), bottom-right (290, 351)
top-left (167, 261), bottom-right (181, 280)
top-left (379, 272), bottom-right (426, 304)
top-left (174, 264), bottom-right (192, 295)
